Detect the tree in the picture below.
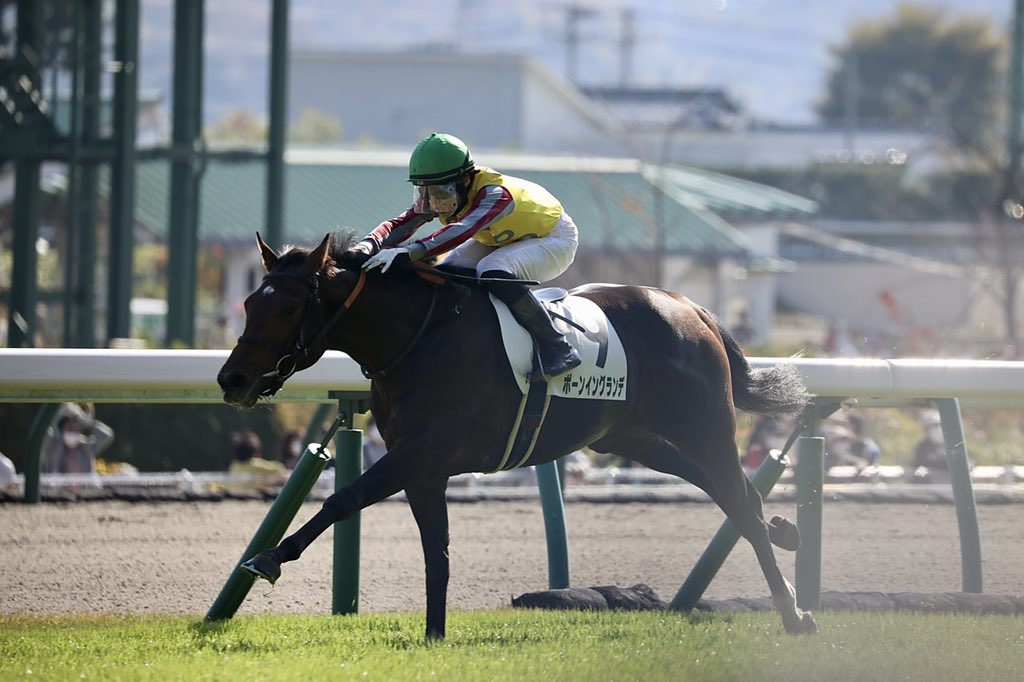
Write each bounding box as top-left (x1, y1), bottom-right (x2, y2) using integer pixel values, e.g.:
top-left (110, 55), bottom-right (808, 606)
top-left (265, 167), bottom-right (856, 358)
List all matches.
top-left (817, 4), bottom-right (1005, 153)
top-left (205, 109), bottom-right (267, 143)
top-left (817, 5), bottom-right (1024, 351)
top-left (288, 107), bottom-right (343, 145)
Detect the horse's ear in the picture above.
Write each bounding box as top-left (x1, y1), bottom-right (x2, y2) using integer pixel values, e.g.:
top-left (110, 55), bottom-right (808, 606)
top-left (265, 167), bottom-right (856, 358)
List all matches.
top-left (300, 233), bottom-right (332, 277)
top-left (256, 232), bottom-right (280, 272)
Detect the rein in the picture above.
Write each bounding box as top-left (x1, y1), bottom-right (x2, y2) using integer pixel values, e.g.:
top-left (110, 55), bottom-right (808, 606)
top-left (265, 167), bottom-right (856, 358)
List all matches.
top-left (238, 265), bottom-right (442, 391)
top-left (237, 269), bottom-right (367, 387)
top-left (360, 282), bottom-right (439, 380)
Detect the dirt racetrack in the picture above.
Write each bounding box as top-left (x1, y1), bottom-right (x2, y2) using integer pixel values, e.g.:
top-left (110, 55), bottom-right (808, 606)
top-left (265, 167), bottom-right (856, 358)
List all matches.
top-left (2, 498), bottom-right (1022, 617)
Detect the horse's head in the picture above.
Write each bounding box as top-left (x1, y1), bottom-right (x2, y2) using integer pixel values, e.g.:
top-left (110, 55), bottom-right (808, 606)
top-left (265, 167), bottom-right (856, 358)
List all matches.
top-left (218, 232), bottom-right (340, 407)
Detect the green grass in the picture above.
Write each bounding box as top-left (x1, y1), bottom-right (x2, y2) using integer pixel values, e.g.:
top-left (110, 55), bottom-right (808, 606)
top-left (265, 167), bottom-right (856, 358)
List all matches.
top-left (2, 610), bottom-right (1022, 681)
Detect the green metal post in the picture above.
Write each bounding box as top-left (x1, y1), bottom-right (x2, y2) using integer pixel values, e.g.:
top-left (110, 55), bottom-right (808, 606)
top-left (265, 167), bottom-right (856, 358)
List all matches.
top-left (535, 461), bottom-right (570, 588)
top-left (205, 445), bottom-right (331, 620)
top-left (794, 436), bottom-right (825, 610)
top-left (933, 398), bottom-right (983, 593)
top-left (75, 0), bottom-right (102, 347)
top-left (9, 160), bottom-right (41, 348)
top-left (106, 0), bottom-right (139, 342)
top-left (670, 450), bottom-right (790, 611)
top-left (329, 391), bottom-right (370, 615)
top-left (7, 0), bottom-right (43, 350)
top-left (166, 0), bottom-right (204, 347)
top-left (23, 403), bottom-right (60, 504)
top-left (62, 3), bottom-right (84, 346)
top-left (265, 0), bottom-right (289, 249)
top-left (332, 429), bottom-right (363, 614)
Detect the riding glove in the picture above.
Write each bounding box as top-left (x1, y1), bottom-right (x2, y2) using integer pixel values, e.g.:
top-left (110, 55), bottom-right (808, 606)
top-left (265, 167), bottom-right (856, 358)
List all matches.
top-left (362, 243), bottom-right (427, 273)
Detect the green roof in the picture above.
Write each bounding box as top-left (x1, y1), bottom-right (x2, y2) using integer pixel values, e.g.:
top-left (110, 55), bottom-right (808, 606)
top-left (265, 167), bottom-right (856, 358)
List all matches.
top-left (645, 164), bottom-right (818, 220)
top-left (120, 151), bottom-right (816, 256)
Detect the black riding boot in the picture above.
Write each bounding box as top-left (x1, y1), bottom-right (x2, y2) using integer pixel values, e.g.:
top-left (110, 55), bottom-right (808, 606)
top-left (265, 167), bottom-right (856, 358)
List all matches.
top-left (482, 270), bottom-right (582, 378)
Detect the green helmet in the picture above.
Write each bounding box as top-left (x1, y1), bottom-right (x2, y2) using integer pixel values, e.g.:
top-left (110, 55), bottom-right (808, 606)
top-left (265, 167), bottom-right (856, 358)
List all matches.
top-left (408, 133), bottom-right (475, 185)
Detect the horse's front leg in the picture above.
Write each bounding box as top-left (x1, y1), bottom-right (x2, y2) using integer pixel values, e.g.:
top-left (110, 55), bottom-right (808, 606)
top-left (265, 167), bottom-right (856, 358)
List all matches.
top-left (405, 480), bottom-right (450, 640)
top-left (241, 453), bottom-right (408, 584)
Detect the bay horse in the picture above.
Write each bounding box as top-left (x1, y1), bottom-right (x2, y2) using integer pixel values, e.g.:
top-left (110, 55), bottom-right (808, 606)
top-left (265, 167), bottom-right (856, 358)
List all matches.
top-left (217, 232), bottom-right (817, 637)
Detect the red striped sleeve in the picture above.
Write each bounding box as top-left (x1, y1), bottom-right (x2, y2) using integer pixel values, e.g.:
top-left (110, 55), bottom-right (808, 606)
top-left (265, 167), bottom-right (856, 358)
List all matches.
top-left (367, 208), bottom-right (434, 249)
top-left (416, 185), bottom-right (514, 256)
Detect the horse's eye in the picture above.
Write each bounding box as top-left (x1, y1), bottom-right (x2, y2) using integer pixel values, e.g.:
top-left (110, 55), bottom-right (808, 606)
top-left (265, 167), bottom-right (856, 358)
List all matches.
top-left (279, 303), bottom-right (301, 316)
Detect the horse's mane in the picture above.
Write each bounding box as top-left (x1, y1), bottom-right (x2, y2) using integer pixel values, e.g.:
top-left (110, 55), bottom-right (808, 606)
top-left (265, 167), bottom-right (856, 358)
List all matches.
top-left (276, 231), bottom-right (477, 287)
top-left (277, 230), bottom-right (360, 270)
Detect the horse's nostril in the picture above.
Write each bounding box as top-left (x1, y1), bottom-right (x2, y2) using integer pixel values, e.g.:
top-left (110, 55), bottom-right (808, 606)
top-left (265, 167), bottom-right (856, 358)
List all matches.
top-left (218, 371), bottom-right (247, 391)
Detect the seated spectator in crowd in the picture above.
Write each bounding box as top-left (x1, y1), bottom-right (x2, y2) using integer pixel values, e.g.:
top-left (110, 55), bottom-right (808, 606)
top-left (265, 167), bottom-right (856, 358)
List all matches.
top-left (742, 415), bottom-right (791, 475)
top-left (563, 449), bottom-right (593, 486)
top-left (910, 410), bottom-right (951, 481)
top-left (279, 430), bottom-right (304, 470)
top-left (226, 430), bottom-right (288, 493)
top-left (820, 415), bottom-right (876, 471)
top-left (41, 403), bottom-right (114, 475)
top-left (363, 415), bottom-right (387, 470)
top-left (0, 451), bottom-right (16, 492)
top-left (846, 413), bottom-right (882, 466)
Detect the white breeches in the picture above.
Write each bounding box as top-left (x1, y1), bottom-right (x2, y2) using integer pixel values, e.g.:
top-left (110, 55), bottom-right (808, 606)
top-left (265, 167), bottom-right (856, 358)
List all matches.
top-left (441, 212), bottom-right (579, 283)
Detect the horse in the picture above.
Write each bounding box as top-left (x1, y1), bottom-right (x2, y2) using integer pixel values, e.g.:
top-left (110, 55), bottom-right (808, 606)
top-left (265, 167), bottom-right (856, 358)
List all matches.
top-left (217, 232), bottom-right (818, 638)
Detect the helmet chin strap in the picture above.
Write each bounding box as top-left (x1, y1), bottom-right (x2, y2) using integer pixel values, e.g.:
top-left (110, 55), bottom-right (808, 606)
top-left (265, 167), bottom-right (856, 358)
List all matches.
top-left (449, 173), bottom-right (471, 217)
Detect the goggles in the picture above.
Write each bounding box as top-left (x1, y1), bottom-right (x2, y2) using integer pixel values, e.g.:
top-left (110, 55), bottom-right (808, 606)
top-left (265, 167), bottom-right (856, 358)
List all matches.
top-left (412, 181), bottom-right (460, 216)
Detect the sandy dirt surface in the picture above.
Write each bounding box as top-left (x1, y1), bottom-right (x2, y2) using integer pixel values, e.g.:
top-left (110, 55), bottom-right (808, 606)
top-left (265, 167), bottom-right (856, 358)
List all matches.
top-left (1, 498), bottom-right (1022, 617)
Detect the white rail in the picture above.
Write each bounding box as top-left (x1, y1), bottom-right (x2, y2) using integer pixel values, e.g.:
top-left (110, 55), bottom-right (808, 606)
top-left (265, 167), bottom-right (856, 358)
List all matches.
top-left (1, 349), bottom-right (1023, 406)
top-left (0, 349), bottom-right (368, 403)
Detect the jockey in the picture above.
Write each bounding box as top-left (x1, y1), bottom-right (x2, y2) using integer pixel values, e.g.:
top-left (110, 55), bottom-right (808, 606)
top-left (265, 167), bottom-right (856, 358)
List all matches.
top-left (343, 132), bottom-right (582, 378)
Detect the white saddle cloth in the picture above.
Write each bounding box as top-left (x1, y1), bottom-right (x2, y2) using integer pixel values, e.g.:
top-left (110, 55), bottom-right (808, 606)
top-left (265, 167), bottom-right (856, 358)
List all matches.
top-left (490, 288), bottom-right (628, 401)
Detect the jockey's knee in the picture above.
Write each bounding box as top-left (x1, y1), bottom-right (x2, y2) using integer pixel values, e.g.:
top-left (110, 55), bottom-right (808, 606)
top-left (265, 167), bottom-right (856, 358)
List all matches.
top-left (480, 269), bottom-right (524, 302)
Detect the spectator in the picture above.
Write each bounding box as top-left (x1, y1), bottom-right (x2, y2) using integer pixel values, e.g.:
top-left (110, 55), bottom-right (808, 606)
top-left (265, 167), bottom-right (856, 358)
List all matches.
top-left (280, 430), bottom-right (304, 470)
top-left (363, 415), bottom-right (387, 470)
top-left (910, 411), bottom-right (949, 481)
top-left (0, 451), bottom-right (16, 492)
top-left (563, 450), bottom-right (593, 485)
top-left (732, 308), bottom-right (756, 346)
top-left (825, 319), bottom-right (858, 357)
top-left (226, 430), bottom-right (288, 493)
top-left (820, 416), bottom-right (872, 471)
top-left (846, 414), bottom-right (881, 466)
top-left (40, 403), bottom-right (114, 474)
top-left (742, 415), bottom-right (791, 475)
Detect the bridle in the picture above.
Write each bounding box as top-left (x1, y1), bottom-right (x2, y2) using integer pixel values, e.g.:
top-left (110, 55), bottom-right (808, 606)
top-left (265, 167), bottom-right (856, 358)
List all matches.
top-left (236, 265), bottom-right (441, 394)
top-left (237, 269), bottom-right (367, 393)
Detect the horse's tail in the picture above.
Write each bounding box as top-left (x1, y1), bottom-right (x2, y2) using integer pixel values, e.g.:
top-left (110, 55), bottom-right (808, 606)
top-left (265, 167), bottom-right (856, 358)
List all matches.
top-left (720, 324), bottom-right (810, 415)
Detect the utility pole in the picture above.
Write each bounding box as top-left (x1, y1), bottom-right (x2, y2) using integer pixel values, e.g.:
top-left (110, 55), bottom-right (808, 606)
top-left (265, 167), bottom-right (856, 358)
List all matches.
top-left (1006, 0), bottom-right (1024, 193)
top-left (618, 7), bottom-right (635, 87)
top-left (999, 0), bottom-right (1024, 349)
top-left (843, 52), bottom-right (860, 153)
top-left (563, 4), bottom-right (596, 84)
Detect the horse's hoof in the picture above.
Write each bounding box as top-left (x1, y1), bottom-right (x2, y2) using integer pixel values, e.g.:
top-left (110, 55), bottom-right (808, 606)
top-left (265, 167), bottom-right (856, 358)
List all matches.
top-left (799, 612), bottom-right (818, 634)
top-left (768, 516), bottom-right (800, 551)
top-left (240, 552), bottom-right (281, 584)
top-left (785, 612), bottom-right (818, 635)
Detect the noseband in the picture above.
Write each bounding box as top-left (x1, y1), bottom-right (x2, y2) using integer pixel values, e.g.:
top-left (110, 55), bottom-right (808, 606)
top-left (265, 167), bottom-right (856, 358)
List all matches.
top-left (237, 269), bottom-right (367, 389)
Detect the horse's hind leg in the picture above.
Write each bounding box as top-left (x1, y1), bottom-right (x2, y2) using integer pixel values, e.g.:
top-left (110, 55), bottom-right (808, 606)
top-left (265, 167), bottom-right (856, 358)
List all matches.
top-left (688, 433), bottom-right (816, 634)
top-left (614, 431), bottom-right (799, 552)
top-left (625, 426), bottom-right (816, 635)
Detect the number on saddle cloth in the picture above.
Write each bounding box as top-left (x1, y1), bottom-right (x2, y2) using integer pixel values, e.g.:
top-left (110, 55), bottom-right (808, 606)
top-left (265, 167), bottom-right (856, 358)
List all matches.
top-left (488, 291), bottom-right (627, 400)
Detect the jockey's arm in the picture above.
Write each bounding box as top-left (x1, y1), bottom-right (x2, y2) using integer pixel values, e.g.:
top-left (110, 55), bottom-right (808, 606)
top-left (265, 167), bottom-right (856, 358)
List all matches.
top-left (354, 209), bottom-right (435, 255)
top-left (412, 184), bottom-right (514, 258)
